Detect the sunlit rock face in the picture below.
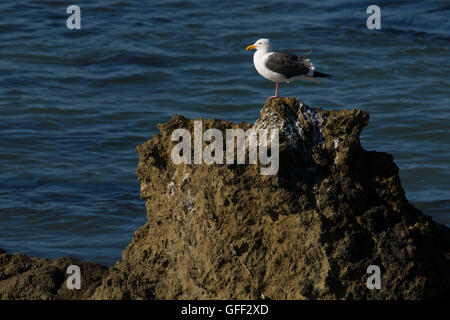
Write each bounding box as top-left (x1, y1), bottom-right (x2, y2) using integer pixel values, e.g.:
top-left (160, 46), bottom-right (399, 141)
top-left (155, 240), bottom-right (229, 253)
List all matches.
top-left (92, 97), bottom-right (450, 300)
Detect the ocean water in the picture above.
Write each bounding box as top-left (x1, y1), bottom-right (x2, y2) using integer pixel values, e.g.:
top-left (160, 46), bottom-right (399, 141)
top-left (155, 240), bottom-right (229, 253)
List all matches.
top-left (0, 0), bottom-right (448, 266)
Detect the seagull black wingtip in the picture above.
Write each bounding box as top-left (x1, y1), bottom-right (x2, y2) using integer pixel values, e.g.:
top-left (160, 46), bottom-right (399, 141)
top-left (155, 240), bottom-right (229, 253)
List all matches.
top-left (313, 71), bottom-right (332, 78)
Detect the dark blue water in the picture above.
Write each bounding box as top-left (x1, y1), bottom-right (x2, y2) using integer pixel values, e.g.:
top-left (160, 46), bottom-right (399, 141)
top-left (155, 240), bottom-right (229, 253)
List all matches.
top-left (0, 0), bottom-right (449, 266)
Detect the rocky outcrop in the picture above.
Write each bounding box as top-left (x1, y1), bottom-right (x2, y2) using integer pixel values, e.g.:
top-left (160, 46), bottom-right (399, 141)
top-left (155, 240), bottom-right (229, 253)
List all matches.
top-left (0, 249), bottom-right (107, 300)
top-left (2, 98), bottom-right (449, 300)
top-left (90, 97), bottom-right (450, 300)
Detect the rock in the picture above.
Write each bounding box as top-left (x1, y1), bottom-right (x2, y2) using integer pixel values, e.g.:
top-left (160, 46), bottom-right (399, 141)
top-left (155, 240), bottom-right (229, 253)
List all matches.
top-left (2, 98), bottom-right (449, 300)
top-left (91, 97), bottom-right (450, 300)
top-left (0, 250), bottom-right (108, 300)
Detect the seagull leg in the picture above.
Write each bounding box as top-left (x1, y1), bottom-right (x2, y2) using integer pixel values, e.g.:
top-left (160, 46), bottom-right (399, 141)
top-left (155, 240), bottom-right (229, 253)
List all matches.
top-left (266, 83), bottom-right (279, 102)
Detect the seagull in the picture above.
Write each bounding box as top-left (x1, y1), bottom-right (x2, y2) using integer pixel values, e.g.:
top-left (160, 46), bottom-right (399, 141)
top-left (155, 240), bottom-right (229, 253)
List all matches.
top-left (246, 38), bottom-right (331, 101)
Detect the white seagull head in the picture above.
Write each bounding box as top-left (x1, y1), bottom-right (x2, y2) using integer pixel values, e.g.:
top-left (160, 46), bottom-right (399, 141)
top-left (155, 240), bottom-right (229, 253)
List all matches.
top-left (246, 38), bottom-right (271, 53)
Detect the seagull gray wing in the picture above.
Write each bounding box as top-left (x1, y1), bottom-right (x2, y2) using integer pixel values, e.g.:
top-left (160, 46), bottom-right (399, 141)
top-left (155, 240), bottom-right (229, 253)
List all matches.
top-left (265, 52), bottom-right (311, 79)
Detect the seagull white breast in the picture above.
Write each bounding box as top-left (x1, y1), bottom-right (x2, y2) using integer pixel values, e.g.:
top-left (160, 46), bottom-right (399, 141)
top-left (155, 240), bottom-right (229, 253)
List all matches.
top-left (254, 52), bottom-right (289, 83)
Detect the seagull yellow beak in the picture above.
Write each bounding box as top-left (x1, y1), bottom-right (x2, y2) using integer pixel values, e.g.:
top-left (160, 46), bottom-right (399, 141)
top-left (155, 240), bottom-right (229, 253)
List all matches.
top-left (246, 44), bottom-right (256, 51)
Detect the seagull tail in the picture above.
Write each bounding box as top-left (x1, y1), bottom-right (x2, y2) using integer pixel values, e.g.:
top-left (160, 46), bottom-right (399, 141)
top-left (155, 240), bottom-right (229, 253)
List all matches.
top-left (313, 71), bottom-right (332, 78)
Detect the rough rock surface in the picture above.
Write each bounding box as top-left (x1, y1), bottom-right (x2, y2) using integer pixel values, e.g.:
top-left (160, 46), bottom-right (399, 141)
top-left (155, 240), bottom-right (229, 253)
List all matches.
top-left (0, 249), bottom-right (107, 300)
top-left (91, 98), bottom-right (450, 300)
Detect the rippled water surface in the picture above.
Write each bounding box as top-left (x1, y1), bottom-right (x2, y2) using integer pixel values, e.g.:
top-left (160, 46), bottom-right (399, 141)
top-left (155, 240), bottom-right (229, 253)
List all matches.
top-left (0, 0), bottom-right (449, 266)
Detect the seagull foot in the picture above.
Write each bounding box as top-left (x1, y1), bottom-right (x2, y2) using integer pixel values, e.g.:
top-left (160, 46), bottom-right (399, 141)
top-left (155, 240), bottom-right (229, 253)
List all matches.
top-left (266, 96), bottom-right (280, 102)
